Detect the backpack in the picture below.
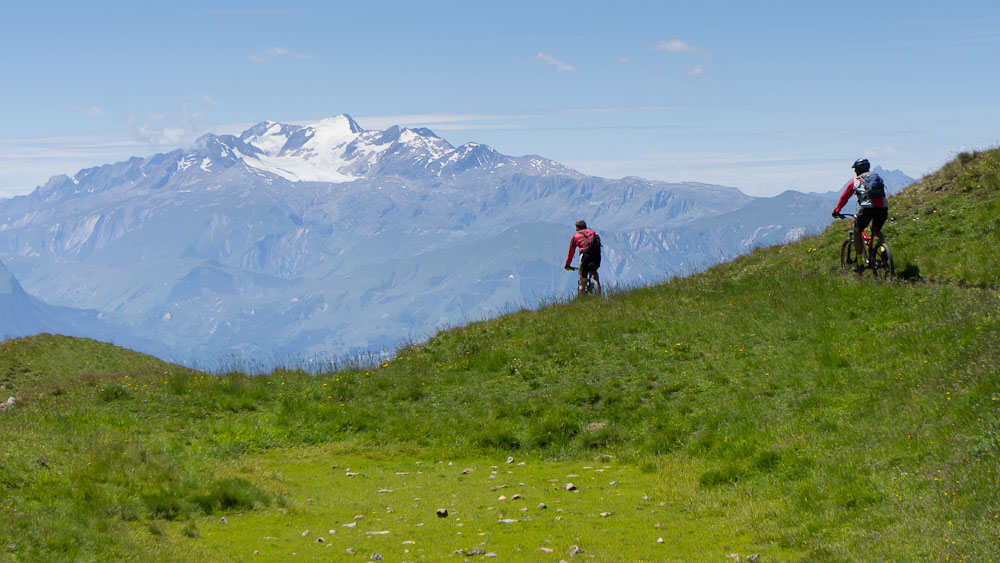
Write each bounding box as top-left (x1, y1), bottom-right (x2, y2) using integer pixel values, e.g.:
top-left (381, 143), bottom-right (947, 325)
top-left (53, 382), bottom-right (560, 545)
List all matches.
top-left (579, 229), bottom-right (601, 256)
top-left (854, 172), bottom-right (886, 208)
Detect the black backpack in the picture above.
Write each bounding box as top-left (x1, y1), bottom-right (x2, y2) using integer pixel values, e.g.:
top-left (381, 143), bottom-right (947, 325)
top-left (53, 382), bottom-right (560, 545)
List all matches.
top-left (855, 172), bottom-right (886, 207)
top-left (579, 229), bottom-right (601, 256)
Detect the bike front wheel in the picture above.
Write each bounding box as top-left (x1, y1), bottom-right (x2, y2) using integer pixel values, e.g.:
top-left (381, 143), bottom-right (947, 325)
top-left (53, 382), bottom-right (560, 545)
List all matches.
top-left (840, 239), bottom-right (857, 275)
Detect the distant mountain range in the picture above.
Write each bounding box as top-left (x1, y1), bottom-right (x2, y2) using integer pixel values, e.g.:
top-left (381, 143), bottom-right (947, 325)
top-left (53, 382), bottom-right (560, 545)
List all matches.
top-left (0, 114), bottom-right (910, 368)
top-left (810, 165), bottom-right (916, 198)
top-left (0, 260), bottom-right (168, 356)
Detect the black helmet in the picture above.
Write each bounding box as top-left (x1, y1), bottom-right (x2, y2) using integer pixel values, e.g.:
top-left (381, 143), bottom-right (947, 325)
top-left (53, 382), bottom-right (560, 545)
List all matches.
top-left (852, 158), bottom-right (871, 174)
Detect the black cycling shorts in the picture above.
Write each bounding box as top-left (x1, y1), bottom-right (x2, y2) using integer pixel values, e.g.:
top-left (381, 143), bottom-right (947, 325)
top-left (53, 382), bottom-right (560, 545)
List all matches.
top-left (579, 252), bottom-right (601, 278)
top-left (855, 207), bottom-right (888, 232)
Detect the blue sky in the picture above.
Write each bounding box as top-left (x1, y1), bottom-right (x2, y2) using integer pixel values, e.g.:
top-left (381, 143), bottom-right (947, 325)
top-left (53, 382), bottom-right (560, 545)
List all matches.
top-left (1, 0), bottom-right (998, 198)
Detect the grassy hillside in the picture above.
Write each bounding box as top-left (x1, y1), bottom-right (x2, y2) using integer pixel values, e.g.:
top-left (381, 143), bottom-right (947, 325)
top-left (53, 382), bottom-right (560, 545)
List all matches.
top-left (1, 148), bottom-right (998, 561)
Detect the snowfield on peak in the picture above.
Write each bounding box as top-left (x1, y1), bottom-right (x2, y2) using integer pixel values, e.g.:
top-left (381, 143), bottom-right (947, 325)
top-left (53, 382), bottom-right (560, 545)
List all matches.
top-left (230, 114), bottom-right (522, 183)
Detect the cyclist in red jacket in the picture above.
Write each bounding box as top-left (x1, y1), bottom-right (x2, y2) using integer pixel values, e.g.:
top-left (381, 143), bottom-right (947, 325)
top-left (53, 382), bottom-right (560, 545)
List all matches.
top-left (833, 158), bottom-right (888, 269)
top-left (564, 220), bottom-right (601, 295)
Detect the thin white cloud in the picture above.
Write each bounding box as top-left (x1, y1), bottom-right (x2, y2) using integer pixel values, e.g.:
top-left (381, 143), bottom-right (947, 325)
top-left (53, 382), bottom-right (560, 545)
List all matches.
top-left (615, 56), bottom-right (632, 64)
top-left (689, 65), bottom-right (705, 76)
top-left (128, 100), bottom-right (217, 147)
top-left (79, 106), bottom-right (103, 117)
top-left (249, 47), bottom-right (310, 64)
top-left (653, 39), bottom-right (699, 53)
top-left (536, 52), bottom-right (576, 72)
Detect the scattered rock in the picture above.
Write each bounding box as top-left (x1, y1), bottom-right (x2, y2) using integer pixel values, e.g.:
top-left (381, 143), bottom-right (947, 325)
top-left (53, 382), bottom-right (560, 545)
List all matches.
top-left (491, 485), bottom-right (507, 491)
top-left (565, 483), bottom-right (577, 491)
top-left (354, 515), bottom-right (364, 520)
top-left (220, 517), bottom-right (228, 524)
top-left (506, 457), bottom-right (514, 464)
top-left (345, 472), bottom-right (361, 477)
top-left (376, 489), bottom-right (394, 494)
top-left (437, 509), bottom-right (449, 518)
top-left (654, 523), bottom-right (661, 529)
top-left (462, 468), bottom-right (473, 474)
top-left (253, 550), bottom-right (259, 555)
top-left (555, 516), bottom-right (563, 521)
top-left (316, 537), bottom-right (325, 543)
top-left (328, 529), bottom-right (337, 535)
top-left (599, 512), bottom-right (611, 517)
top-left (748, 555), bottom-right (760, 562)
top-left (301, 530), bottom-right (310, 537)
top-left (657, 537), bottom-right (664, 544)
top-left (345, 548), bottom-right (355, 555)
top-left (396, 472), bottom-right (410, 475)
top-left (517, 461), bottom-right (526, 466)
top-left (570, 545), bottom-right (584, 556)
top-left (366, 531), bottom-right (390, 536)
top-left (343, 522), bottom-right (357, 528)
top-left (540, 547), bottom-right (554, 553)
top-left (511, 493), bottom-right (522, 500)
top-left (498, 518), bottom-right (518, 524)
top-left (537, 503), bottom-right (547, 510)
top-left (468, 547), bottom-right (487, 555)
top-left (0, 397), bottom-right (14, 410)
top-left (402, 540), bottom-right (415, 545)
top-left (370, 553), bottom-right (384, 561)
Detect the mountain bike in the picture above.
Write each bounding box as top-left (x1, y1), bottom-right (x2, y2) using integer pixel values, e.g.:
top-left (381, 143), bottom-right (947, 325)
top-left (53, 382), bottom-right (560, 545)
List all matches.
top-left (835, 213), bottom-right (894, 280)
top-left (566, 266), bottom-right (601, 296)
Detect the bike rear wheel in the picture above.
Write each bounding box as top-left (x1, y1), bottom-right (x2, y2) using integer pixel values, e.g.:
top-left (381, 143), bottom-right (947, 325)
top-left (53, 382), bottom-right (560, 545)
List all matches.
top-left (840, 239), bottom-right (858, 275)
top-left (587, 276), bottom-right (602, 296)
top-left (871, 242), bottom-right (894, 280)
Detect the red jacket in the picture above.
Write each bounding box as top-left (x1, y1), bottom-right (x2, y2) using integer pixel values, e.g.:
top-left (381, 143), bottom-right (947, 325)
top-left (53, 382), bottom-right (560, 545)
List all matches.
top-left (565, 229), bottom-right (598, 267)
top-left (834, 176), bottom-right (887, 214)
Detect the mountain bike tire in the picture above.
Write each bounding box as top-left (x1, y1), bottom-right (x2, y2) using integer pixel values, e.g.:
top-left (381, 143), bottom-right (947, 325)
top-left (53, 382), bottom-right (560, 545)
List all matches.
top-left (872, 243), bottom-right (894, 280)
top-left (840, 239), bottom-right (858, 276)
top-left (586, 277), bottom-right (602, 297)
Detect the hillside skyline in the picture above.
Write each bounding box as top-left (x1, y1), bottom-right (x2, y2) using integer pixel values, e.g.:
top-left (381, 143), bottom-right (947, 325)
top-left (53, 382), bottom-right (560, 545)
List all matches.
top-left (2, 1), bottom-right (998, 199)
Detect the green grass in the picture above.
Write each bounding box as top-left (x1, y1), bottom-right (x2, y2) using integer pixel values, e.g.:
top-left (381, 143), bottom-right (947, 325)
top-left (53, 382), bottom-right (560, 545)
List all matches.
top-left (2, 148), bottom-right (1000, 561)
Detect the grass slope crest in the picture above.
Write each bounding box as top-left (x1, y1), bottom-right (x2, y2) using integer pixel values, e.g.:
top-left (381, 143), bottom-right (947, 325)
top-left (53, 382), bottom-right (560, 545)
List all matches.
top-left (1, 148), bottom-right (998, 561)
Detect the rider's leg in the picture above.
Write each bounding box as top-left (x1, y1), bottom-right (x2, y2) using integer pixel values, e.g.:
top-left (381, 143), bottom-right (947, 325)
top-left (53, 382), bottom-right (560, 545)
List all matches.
top-left (854, 211), bottom-right (875, 263)
top-left (852, 222), bottom-right (866, 262)
top-left (870, 208), bottom-right (888, 250)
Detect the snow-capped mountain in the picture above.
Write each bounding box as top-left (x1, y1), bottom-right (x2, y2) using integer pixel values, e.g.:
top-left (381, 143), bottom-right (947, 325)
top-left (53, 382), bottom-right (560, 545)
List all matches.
top-left (0, 114), bottom-right (836, 368)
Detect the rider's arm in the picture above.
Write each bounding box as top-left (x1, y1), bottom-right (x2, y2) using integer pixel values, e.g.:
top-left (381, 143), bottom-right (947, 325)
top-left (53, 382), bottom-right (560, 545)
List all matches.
top-left (833, 179), bottom-right (856, 214)
top-left (565, 234), bottom-right (580, 267)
